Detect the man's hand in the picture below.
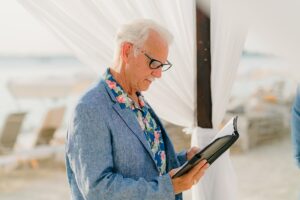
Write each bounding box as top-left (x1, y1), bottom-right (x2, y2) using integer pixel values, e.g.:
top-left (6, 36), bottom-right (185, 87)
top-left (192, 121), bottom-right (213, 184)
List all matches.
top-left (187, 146), bottom-right (200, 161)
top-left (168, 160), bottom-right (209, 195)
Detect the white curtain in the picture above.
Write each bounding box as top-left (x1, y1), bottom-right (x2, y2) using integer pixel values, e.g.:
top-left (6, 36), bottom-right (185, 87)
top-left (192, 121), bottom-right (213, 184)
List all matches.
top-left (18, 0), bottom-right (197, 127)
top-left (191, 0), bottom-right (246, 199)
top-left (18, 0), bottom-right (246, 199)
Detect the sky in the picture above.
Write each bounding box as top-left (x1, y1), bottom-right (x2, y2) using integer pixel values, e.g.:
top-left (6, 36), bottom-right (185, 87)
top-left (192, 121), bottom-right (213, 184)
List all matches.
top-left (0, 0), bottom-right (70, 55)
top-left (242, 0), bottom-right (300, 62)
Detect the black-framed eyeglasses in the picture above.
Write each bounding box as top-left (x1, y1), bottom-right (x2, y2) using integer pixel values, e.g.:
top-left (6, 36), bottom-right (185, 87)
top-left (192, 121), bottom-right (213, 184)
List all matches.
top-left (143, 53), bottom-right (172, 72)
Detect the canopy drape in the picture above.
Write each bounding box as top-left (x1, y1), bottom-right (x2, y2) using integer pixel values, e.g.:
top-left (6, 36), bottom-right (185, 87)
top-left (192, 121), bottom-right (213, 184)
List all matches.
top-left (18, 0), bottom-right (197, 127)
top-left (191, 0), bottom-right (246, 199)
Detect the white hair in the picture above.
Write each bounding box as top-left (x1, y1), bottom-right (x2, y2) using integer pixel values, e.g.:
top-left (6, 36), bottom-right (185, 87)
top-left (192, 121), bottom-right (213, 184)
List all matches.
top-left (114, 19), bottom-right (173, 60)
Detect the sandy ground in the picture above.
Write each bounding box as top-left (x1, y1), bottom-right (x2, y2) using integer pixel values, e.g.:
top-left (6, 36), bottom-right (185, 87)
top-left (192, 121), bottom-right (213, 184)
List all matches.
top-left (0, 135), bottom-right (299, 200)
top-left (0, 162), bottom-right (68, 200)
top-left (232, 136), bottom-right (300, 200)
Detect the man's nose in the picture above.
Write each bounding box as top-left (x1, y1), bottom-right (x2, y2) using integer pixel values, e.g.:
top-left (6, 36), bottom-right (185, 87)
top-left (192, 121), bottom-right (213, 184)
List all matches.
top-left (152, 67), bottom-right (162, 78)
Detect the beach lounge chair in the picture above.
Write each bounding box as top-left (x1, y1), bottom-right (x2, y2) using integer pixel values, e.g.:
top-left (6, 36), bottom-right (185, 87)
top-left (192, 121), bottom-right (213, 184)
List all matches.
top-left (0, 112), bottom-right (26, 154)
top-left (35, 106), bottom-right (65, 146)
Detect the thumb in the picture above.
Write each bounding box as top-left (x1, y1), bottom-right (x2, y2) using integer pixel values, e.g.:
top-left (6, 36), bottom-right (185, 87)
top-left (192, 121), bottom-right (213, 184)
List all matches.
top-left (190, 146), bottom-right (200, 153)
top-left (168, 168), bottom-right (179, 178)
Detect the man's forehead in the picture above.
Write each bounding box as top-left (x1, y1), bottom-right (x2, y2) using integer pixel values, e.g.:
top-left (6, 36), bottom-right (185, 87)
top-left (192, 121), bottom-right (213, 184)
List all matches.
top-left (143, 33), bottom-right (168, 52)
top-left (146, 30), bottom-right (168, 46)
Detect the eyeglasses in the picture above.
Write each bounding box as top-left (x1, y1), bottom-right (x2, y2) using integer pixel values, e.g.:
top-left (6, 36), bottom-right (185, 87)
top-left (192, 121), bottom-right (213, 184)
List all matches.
top-left (143, 53), bottom-right (173, 72)
top-left (136, 47), bottom-right (172, 72)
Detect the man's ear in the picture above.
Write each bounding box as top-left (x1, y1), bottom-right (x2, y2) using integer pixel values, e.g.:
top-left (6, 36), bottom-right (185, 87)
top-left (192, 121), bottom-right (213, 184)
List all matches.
top-left (121, 42), bottom-right (132, 64)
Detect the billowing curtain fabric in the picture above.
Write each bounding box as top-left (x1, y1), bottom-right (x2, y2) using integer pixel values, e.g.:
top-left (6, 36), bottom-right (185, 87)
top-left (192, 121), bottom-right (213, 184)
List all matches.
top-left (18, 0), bottom-right (197, 127)
top-left (18, 0), bottom-right (246, 199)
top-left (191, 0), bottom-right (246, 200)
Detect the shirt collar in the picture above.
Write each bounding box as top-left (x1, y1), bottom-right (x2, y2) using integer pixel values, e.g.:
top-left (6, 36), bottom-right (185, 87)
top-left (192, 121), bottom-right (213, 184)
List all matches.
top-left (103, 68), bottom-right (147, 110)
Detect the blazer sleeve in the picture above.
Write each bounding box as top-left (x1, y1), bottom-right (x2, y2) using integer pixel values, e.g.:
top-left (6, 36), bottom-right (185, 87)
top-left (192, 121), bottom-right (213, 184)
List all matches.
top-left (66, 103), bottom-right (176, 200)
top-left (292, 87), bottom-right (300, 168)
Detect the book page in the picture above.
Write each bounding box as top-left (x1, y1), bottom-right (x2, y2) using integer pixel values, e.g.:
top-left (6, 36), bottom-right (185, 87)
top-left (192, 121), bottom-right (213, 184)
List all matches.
top-left (212, 116), bottom-right (237, 141)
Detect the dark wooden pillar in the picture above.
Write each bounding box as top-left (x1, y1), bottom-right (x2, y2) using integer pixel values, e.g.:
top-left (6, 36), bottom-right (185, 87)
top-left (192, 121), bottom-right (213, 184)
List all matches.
top-left (196, 6), bottom-right (212, 128)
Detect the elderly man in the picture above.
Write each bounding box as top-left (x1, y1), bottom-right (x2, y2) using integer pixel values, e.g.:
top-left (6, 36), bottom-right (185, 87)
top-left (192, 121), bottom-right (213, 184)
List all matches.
top-left (65, 19), bottom-right (209, 200)
top-left (292, 85), bottom-right (300, 168)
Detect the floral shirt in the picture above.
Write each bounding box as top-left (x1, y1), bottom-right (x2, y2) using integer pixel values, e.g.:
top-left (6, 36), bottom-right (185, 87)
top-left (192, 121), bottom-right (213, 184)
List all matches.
top-left (104, 69), bottom-right (167, 175)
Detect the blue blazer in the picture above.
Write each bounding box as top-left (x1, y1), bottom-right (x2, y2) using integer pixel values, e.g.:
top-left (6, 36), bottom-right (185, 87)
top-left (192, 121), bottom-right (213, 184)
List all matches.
top-left (65, 79), bottom-right (187, 200)
top-left (292, 86), bottom-right (300, 168)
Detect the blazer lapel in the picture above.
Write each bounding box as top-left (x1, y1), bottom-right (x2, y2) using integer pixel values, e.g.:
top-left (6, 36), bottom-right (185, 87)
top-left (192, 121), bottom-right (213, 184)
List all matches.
top-left (112, 104), bottom-right (158, 168)
top-left (101, 80), bottom-right (157, 168)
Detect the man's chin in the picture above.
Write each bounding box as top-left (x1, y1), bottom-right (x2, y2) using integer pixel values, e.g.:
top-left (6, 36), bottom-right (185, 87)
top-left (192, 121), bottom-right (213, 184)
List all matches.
top-left (140, 83), bottom-right (151, 92)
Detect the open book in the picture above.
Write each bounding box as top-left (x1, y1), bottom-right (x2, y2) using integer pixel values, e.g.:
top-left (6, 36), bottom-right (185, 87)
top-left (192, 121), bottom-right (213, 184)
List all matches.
top-left (172, 116), bottom-right (239, 178)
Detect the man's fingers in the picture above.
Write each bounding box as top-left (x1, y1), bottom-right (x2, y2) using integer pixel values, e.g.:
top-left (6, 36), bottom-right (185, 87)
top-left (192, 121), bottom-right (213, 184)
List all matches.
top-left (192, 160), bottom-right (207, 171)
top-left (184, 159), bottom-right (207, 178)
top-left (170, 160), bottom-right (210, 193)
top-left (170, 159), bottom-right (209, 181)
top-left (187, 146), bottom-right (200, 160)
top-left (169, 168), bottom-right (179, 178)
top-left (193, 163), bottom-right (210, 182)
top-left (190, 146), bottom-right (200, 153)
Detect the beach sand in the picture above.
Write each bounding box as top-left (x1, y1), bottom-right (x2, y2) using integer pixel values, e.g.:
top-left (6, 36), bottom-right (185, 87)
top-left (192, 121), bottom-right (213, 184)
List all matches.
top-left (0, 128), bottom-right (299, 200)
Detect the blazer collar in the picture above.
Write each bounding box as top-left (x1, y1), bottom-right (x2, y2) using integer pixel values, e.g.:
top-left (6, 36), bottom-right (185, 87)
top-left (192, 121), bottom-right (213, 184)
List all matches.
top-left (99, 79), bottom-right (117, 103)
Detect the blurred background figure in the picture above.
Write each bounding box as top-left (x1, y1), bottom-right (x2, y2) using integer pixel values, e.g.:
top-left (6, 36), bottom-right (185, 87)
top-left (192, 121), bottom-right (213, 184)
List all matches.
top-left (291, 85), bottom-right (300, 168)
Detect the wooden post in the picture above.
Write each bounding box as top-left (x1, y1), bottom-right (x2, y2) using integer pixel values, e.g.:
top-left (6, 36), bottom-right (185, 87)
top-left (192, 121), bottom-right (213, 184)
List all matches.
top-left (196, 6), bottom-right (212, 128)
